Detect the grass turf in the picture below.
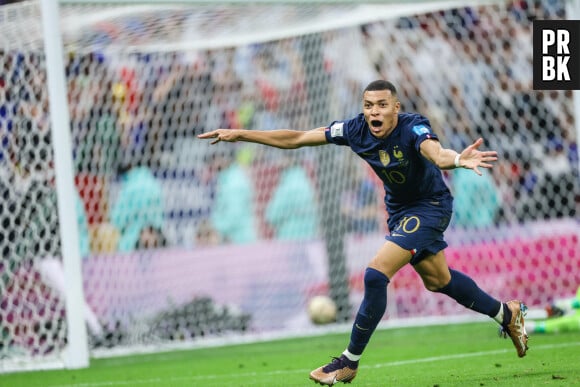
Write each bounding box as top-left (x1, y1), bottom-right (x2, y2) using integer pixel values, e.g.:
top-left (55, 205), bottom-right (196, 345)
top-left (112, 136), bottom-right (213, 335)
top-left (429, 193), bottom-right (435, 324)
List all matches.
top-left (2, 322), bottom-right (579, 386)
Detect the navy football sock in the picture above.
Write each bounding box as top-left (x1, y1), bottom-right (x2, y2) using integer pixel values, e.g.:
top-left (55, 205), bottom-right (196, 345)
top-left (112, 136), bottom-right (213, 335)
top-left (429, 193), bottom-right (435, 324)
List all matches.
top-left (436, 268), bottom-right (501, 317)
top-left (347, 268), bottom-right (389, 356)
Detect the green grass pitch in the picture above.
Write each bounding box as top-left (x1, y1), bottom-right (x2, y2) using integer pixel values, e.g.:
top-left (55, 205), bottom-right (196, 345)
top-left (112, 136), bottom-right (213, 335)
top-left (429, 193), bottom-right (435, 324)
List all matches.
top-left (2, 322), bottom-right (579, 386)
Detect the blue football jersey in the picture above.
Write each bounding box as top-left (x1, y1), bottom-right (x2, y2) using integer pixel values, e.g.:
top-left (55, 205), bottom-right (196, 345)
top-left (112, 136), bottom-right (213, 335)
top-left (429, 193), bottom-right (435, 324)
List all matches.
top-left (324, 112), bottom-right (452, 214)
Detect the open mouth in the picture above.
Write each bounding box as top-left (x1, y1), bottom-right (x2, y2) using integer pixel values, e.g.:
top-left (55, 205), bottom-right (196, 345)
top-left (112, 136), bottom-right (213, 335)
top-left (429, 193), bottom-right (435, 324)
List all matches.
top-left (370, 120), bottom-right (382, 128)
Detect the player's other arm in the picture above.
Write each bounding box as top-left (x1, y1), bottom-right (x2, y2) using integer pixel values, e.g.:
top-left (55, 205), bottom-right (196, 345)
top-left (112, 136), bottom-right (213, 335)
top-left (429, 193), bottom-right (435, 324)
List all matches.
top-left (197, 127), bottom-right (328, 149)
top-left (420, 138), bottom-right (498, 176)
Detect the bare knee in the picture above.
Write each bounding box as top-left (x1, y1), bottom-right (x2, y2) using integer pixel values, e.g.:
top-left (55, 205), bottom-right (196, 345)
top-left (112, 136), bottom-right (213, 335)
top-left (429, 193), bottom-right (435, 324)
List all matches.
top-left (418, 270), bottom-right (451, 292)
top-left (414, 251), bottom-right (451, 292)
top-left (422, 276), bottom-right (450, 292)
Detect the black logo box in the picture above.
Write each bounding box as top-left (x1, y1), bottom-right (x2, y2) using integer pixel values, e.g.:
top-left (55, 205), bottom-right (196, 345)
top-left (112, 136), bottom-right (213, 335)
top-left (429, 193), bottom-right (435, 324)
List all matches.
top-left (533, 20), bottom-right (580, 90)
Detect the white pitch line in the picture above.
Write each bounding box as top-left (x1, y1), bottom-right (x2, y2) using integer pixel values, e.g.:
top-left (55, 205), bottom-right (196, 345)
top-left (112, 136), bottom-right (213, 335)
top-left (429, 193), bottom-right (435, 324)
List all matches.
top-left (53, 341), bottom-right (580, 387)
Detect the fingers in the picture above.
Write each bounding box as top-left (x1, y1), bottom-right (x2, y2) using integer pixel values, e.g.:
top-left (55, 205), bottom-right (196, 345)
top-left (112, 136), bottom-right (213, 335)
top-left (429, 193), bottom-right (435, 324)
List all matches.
top-left (481, 150), bottom-right (498, 157)
top-left (465, 142), bottom-right (497, 164)
top-left (469, 156), bottom-right (496, 170)
top-left (197, 130), bottom-right (218, 139)
top-left (470, 137), bottom-right (484, 150)
top-left (198, 130), bottom-right (223, 145)
top-left (463, 139), bottom-right (497, 175)
top-left (198, 129), bottom-right (238, 145)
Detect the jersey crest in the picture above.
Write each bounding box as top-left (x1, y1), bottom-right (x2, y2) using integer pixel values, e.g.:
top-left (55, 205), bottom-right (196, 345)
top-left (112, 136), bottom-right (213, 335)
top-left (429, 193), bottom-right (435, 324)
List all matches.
top-left (379, 150), bottom-right (390, 166)
top-left (393, 146), bottom-right (403, 159)
top-left (393, 145), bottom-right (408, 167)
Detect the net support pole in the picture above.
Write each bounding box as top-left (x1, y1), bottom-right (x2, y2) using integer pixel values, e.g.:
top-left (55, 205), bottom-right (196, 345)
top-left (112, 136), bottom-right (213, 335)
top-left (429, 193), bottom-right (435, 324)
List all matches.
top-left (41, 0), bottom-right (89, 369)
top-left (568, 0), bottom-right (580, 180)
top-left (301, 33), bottom-right (351, 322)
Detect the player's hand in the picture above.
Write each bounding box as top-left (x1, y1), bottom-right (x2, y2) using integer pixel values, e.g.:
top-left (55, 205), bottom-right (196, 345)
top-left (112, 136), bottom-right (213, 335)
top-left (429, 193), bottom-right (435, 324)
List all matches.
top-left (459, 138), bottom-right (498, 176)
top-left (197, 129), bottom-right (240, 145)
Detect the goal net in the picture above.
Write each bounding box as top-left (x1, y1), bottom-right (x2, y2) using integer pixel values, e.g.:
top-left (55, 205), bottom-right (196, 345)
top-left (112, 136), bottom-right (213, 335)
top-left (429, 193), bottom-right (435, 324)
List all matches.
top-left (1, 0), bottom-right (578, 372)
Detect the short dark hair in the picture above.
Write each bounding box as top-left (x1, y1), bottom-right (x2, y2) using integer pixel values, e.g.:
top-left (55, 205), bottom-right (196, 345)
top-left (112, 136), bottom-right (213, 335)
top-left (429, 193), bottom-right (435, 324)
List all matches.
top-left (364, 80), bottom-right (397, 96)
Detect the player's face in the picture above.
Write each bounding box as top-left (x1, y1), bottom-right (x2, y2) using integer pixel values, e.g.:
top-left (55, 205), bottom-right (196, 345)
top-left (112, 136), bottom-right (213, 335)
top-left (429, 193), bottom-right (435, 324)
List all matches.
top-left (362, 89), bottom-right (400, 139)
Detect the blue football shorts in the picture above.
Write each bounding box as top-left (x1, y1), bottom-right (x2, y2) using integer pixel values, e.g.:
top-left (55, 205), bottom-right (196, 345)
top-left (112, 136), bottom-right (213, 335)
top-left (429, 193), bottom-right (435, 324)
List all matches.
top-left (384, 197), bottom-right (453, 265)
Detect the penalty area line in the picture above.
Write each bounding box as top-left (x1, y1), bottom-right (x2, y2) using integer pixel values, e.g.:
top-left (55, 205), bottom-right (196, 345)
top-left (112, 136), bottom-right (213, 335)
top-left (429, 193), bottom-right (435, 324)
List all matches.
top-left (54, 341), bottom-right (580, 387)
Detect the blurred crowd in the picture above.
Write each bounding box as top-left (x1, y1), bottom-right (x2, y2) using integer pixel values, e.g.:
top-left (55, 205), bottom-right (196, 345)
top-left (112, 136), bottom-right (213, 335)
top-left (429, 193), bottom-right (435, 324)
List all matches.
top-left (0, 0), bottom-right (578, 257)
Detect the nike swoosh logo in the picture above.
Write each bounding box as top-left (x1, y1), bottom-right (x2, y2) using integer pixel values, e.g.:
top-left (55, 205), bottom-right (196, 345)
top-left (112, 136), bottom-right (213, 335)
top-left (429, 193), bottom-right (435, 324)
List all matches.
top-left (355, 324), bottom-right (369, 331)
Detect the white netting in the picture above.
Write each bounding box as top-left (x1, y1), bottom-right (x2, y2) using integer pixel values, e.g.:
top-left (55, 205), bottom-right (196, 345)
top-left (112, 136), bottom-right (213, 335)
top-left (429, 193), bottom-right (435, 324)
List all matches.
top-left (0, 0), bottom-right (579, 370)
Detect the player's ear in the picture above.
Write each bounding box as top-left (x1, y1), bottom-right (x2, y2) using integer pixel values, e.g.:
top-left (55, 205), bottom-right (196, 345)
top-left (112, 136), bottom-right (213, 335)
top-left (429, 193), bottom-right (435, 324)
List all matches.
top-left (394, 100), bottom-right (401, 112)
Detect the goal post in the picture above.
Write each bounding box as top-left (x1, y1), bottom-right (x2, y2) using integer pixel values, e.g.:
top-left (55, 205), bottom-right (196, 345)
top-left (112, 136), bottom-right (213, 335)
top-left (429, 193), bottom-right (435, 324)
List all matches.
top-left (1, 0), bottom-right (578, 374)
top-left (40, 0), bottom-right (89, 369)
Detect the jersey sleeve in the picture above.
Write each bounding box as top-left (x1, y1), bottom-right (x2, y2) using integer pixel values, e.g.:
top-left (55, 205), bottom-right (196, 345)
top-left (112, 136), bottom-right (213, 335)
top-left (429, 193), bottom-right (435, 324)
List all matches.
top-left (324, 120), bottom-right (350, 146)
top-left (410, 115), bottom-right (439, 152)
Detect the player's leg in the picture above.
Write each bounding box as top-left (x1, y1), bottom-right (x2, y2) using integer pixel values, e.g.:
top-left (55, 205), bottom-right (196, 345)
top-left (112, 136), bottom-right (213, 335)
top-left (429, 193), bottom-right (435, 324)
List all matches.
top-left (413, 250), bottom-right (528, 357)
top-left (529, 310), bottom-right (580, 334)
top-left (413, 250), bottom-right (501, 313)
top-left (348, 241), bottom-right (411, 355)
top-left (37, 257), bottom-right (104, 336)
top-left (309, 241), bottom-right (410, 385)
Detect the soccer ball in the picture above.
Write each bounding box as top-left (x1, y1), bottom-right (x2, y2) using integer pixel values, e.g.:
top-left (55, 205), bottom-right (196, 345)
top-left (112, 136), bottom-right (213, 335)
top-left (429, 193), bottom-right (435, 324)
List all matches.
top-left (307, 295), bottom-right (337, 325)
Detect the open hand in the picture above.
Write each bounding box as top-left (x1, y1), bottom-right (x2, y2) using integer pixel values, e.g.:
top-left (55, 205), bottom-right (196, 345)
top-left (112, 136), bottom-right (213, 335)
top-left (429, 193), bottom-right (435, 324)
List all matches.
top-left (460, 138), bottom-right (498, 176)
top-left (198, 129), bottom-right (239, 145)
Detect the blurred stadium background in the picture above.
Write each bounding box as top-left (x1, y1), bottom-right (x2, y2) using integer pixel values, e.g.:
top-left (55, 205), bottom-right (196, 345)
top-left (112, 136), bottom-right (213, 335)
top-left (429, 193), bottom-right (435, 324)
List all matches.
top-left (0, 0), bottom-right (578, 373)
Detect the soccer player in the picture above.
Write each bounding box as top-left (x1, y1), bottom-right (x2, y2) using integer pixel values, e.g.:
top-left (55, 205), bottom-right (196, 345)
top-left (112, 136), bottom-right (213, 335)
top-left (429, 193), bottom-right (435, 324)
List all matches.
top-left (198, 80), bottom-right (528, 385)
top-left (527, 285), bottom-right (580, 334)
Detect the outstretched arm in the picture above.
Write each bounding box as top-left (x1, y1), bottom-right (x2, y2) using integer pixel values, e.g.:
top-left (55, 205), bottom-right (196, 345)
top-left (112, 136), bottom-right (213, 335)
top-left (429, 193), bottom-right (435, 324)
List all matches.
top-left (420, 138), bottom-right (498, 176)
top-left (197, 127), bottom-right (328, 149)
